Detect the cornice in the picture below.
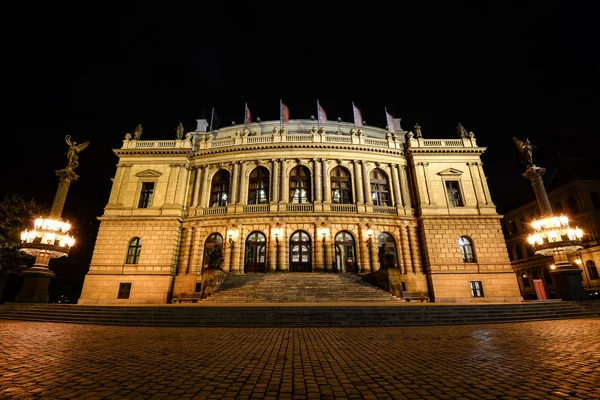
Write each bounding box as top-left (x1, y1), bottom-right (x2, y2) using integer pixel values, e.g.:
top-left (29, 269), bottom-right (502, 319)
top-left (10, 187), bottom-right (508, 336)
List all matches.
top-left (191, 143), bottom-right (405, 158)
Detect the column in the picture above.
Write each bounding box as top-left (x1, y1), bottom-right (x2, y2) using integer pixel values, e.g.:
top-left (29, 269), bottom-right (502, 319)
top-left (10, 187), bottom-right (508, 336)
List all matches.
top-left (223, 239), bottom-right (232, 272)
top-left (200, 166), bottom-right (210, 207)
top-left (314, 158), bottom-right (322, 202)
top-left (278, 227), bottom-right (288, 271)
top-left (191, 166), bottom-right (202, 207)
top-left (477, 162), bottom-right (492, 206)
top-left (189, 227), bottom-right (202, 274)
top-left (369, 235), bottom-right (378, 271)
top-left (399, 165), bottom-right (411, 208)
top-left (322, 159), bottom-right (331, 202)
top-left (107, 164), bottom-right (127, 206)
top-left (238, 162), bottom-right (247, 205)
top-left (353, 161), bottom-right (364, 204)
top-left (408, 225), bottom-right (422, 273)
top-left (399, 225), bottom-right (412, 274)
top-left (230, 162), bottom-right (239, 205)
top-left (359, 225), bottom-right (370, 272)
top-left (280, 160), bottom-right (287, 203)
top-left (362, 161), bottom-right (372, 205)
top-left (175, 165), bottom-right (190, 206)
top-left (315, 225), bottom-right (324, 271)
top-left (116, 164), bottom-right (133, 206)
top-left (324, 238), bottom-right (333, 272)
top-left (268, 226), bottom-right (277, 272)
top-left (390, 164), bottom-right (402, 207)
top-left (523, 167), bottom-right (552, 216)
top-left (271, 159), bottom-right (279, 203)
top-left (184, 227), bottom-right (195, 274)
top-left (177, 227), bottom-right (189, 275)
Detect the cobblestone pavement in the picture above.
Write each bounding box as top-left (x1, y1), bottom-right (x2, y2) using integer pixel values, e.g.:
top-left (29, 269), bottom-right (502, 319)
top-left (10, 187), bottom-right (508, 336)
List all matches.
top-left (1, 319), bottom-right (599, 399)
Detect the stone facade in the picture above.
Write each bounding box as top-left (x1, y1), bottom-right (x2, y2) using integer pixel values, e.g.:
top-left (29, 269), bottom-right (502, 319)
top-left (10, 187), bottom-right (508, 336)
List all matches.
top-left (502, 180), bottom-right (600, 299)
top-left (78, 118), bottom-right (522, 304)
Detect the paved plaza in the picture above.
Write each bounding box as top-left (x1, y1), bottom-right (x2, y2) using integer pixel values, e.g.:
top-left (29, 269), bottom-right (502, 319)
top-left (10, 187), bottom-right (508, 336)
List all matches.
top-left (1, 318), bottom-right (599, 399)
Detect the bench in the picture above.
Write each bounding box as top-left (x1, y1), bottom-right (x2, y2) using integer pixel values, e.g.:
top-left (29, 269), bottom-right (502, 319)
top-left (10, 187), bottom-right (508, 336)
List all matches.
top-left (173, 292), bottom-right (202, 303)
top-left (402, 291), bottom-right (430, 302)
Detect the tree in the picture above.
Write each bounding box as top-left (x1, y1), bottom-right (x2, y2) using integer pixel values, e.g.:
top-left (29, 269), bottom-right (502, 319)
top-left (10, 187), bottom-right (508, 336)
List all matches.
top-left (0, 194), bottom-right (47, 300)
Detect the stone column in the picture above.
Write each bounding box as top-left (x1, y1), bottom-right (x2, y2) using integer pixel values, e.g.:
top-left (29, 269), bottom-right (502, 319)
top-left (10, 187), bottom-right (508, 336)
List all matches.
top-left (184, 227), bottom-right (195, 274)
top-left (362, 162), bottom-right (372, 205)
top-left (223, 239), bottom-right (232, 273)
top-left (315, 225), bottom-right (324, 271)
top-left (279, 227), bottom-right (288, 271)
top-left (467, 162), bottom-right (484, 207)
top-left (230, 162), bottom-right (239, 205)
top-left (324, 238), bottom-right (333, 272)
top-left (107, 164), bottom-right (127, 206)
top-left (358, 225), bottom-right (370, 272)
top-left (477, 162), bottom-right (493, 206)
top-left (268, 226), bottom-right (277, 272)
top-left (116, 164), bottom-right (133, 206)
top-left (50, 169), bottom-right (79, 219)
top-left (189, 227), bottom-right (202, 275)
top-left (390, 164), bottom-right (402, 207)
top-left (369, 235), bottom-right (378, 271)
top-left (175, 165), bottom-right (190, 206)
top-left (280, 160), bottom-right (287, 203)
top-left (271, 159), bottom-right (279, 203)
top-left (200, 166), bottom-right (210, 207)
top-left (238, 162), bottom-right (247, 205)
top-left (399, 165), bottom-right (411, 208)
top-left (314, 158), bottom-right (322, 202)
top-left (322, 159), bottom-right (331, 202)
top-left (177, 227), bottom-right (189, 275)
top-left (164, 164), bottom-right (180, 205)
top-left (191, 166), bottom-right (202, 207)
top-left (400, 225), bottom-right (412, 274)
top-left (353, 161), bottom-right (364, 204)
top-left (408, 225), bottom-right (422, 273)
top-left (523, 167), bottom-right (553, 216)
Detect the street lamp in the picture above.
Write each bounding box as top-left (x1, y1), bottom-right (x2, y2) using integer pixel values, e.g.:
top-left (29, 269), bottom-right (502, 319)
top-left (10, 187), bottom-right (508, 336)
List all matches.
top-left (366, 225), bottom-right (373, 246)
top-left (227, 226), bottom-right (236, 248)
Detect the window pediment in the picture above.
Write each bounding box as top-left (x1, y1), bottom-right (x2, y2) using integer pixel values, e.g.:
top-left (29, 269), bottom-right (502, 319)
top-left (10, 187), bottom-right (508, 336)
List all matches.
top-left (437, 168), bottom-right (463, 176)
top-left (135, 169), bottom-right (162, 178)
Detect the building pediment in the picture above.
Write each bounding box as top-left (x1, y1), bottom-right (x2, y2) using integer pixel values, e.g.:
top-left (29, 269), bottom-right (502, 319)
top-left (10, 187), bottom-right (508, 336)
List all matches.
top-left (437, 168), bottom-right (463, 176)
top-left (135, 169), bottom-right (162, 178)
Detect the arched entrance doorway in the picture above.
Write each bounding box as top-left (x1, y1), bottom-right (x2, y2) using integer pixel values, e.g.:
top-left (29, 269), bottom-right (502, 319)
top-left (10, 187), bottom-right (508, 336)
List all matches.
top-left (244, 231), bottom-right (267, 273)
top-left (289, 231), bottom-right (312, 272)
top-left (334, 231), bottom-right (357, 273)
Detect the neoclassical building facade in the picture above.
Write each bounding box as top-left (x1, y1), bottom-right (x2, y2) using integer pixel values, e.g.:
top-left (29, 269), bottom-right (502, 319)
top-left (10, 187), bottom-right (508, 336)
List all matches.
top-left (78, 117), bottom-right (522, 304)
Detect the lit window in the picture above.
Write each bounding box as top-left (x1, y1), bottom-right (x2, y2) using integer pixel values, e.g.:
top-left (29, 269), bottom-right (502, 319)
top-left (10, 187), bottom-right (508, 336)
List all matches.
top-left (470, 281), bottom-right (484, 297)
top-left (458, 236), bottom-right (475, 262)
top-left (210, 170), bottom-right (230, 207)
top-left (330, 166), bottom-right (352, 204)
top-left (289, 166), bottom-right (311, 204)
top-left (248, 167), bottom-right (270, 204)
top-left (125, 238), bottom-right (142, 264)
top-left (370, 168), bottom-right (390, 206)
top-left (138, 182), bottom-right (155, 208)
top-left (445, 180), bottom-right (464, 207)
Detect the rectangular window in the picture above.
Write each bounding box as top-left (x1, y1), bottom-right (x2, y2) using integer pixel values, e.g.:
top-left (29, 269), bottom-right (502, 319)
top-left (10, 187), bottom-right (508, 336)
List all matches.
top-left (117, 282), bottom-right (132, 299)
top-left (445, 180), bottom-right (464, 207)
top-left (138, 182), bottom-right (155, 208)
top-left (470, 281), bottom-right (484, 297)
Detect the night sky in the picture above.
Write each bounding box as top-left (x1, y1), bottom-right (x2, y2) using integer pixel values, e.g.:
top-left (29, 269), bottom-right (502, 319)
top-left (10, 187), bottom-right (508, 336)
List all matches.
top-left (2, 2), bottom-right (598, 288)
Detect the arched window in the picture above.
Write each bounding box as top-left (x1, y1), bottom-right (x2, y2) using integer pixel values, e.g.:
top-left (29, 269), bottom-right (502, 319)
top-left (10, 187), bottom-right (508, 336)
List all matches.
top-left (525, 244), bottom-right (534, 257)
top-left (245, 231), bottom-right (267, 273)
top-left (289, 166), bottom-right (311, 203)
top-left (590, 192), bottom-right (600, 209)
top-left (515, 245), bottom-right (523, 260)
top-left (330, 166), bottom-right (353, 204)
top-left (554, 201), bottom-right (563, 213)
top-left (458, 236), bottom-right (475, 263)
top-left (543, 268), bottom-right (553, 286)
top-left (248, 167), bottom-right (270, 204)
top-left (289, 230), bottom-right (312, 272)
top-left (210, 170), bottom-right (230, 207)
top-left (203, 233), bottom-right (223, 269)
top-left (334, 231), bottom-right (357, 273)
top-left (126, 237), bottom-right (142, 264)
top-left (377, 232), bottom-right (399, 269)
top-left (370, 168), bottom-right (391, 206)
top-left (567, 196), bottom-right (579, 214)
top-left (587, 260), bottom-right (600, 280)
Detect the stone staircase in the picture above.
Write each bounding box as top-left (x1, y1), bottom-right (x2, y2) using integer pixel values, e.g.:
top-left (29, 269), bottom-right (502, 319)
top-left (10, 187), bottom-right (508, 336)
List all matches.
top-left (201, 273), bottom-right (402, 303)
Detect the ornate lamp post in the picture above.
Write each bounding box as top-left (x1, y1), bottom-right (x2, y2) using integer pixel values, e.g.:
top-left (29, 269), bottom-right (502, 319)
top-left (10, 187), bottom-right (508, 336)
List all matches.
top-left (513, 137), bottom-right (588, 301)
top-left (15, 136), bottom-right (89, 303)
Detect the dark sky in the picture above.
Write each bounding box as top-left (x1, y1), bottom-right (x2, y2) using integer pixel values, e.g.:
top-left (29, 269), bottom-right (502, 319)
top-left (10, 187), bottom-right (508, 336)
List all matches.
top-left (3, 1), bottom-right (598, 228)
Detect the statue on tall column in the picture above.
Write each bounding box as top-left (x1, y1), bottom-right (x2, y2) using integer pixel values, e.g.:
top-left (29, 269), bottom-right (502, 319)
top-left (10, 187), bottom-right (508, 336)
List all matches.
top-left (513, 137), bottom-right (536, 168)
top-left (65, 135), bottom-right (90, 170)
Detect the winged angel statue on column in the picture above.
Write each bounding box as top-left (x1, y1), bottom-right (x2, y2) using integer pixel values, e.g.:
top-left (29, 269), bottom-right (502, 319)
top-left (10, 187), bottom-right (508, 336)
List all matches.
top-left (513, 137), bottom-right (536, 168)
top-left (65, 135), bottom-right (90, 170)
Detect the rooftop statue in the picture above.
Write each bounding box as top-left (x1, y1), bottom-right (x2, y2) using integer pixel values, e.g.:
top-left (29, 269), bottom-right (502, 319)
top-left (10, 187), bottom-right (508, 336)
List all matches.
top-left (176, 122), bottom-right (184, 139)
top-left (133, 124), bottom-right (143, 140)
top-left (456, 122), bottom-right (468, 138)
top-left (513, 137), bottom-right (536, 168)
top-left (65, 135), bottom-right (90, 170)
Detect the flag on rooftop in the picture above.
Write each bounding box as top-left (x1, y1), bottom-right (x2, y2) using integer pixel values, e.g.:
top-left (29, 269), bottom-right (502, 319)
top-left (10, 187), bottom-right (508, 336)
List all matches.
top-left (385, 107), bottom-right (395, 133)
top-left (244, 103), bottom-right (252, 126)
top-left (280, 100), bottom-right (290, 124)
top-left (352, 102), bottom-right (363, 128)
top-left (317, 100), bottom-right (327, 123)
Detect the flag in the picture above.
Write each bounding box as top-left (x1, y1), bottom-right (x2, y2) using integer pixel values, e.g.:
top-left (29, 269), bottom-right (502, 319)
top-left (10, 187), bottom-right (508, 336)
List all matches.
top-left (280, 100), bottom-right (290, 124)
top-left (317, 100), bottom-right (327, 123)
top-left (209, 107), bottom-right (220, 131)
top-left (244, 103), bottom-right (252, 126)
top-left (352, 102), bottom-right (363, 128)
top-left (385, 107), bottom-right (395, 133)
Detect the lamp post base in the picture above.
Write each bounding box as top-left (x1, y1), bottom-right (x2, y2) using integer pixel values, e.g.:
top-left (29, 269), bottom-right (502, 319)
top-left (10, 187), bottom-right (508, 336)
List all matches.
top-left (14, 268), bottom-right (56, 303)
top-left (550, 262), bottom-right (588, 301)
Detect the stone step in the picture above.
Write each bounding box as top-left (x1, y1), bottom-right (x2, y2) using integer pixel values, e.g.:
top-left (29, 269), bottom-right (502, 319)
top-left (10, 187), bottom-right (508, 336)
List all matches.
top-left (1, 301), bottom-right (598, 327)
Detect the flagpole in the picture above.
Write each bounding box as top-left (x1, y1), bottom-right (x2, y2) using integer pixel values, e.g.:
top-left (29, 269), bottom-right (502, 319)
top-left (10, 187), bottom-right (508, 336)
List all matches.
top-left (210, 107), bottom-right (215, 132)
top-left (352, 102), bottom-right (356, 130)
top-left (384, 106), bottom-right (388, 132)
top-left (317, 99), bottom-right (320, 131)
top-left (280, 99), bottom-right (283, 132)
